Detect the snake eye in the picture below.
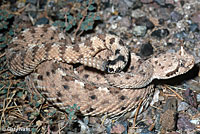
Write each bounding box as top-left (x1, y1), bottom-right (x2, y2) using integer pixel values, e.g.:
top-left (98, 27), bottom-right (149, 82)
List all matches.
top-left (180, 63), bottom-right (184, 67)
top-left (180, 60), bottom-right (185, 67)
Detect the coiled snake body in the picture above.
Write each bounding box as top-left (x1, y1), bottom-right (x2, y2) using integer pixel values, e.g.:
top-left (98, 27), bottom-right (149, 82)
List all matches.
top-left (6, 25), bottom-right (195, 117)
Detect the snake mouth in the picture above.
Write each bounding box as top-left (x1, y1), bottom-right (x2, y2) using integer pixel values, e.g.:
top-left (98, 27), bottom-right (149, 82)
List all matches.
top-left (105, 66), bottom-right (121, 73)
top-left (104, 52), bottom-right (130, 73)
top-left (104, 61), bottom-right (115, 73)
top-left (104, 60), bottom-right (126, 73)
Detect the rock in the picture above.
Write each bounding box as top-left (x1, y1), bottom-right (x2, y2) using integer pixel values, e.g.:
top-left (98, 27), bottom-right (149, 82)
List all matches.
top-left (139, 43), bottom-right (154, 57)
top-left (131, 9), bottom-right (146, 18)
top-left (197, 94), bottom-right (200, 102)
top-left (156, 7), bottom-right (174, 21)
top-left (160, 98), bottom-right (178, 131)
top-left (110, 123), bottom-right (126, 134)
top-left (165, 0), bottom-right (175, 5)
top-left (119, 16), bottom-right (132, 28)
top-left (113, 0), bottom-right (132, 16)
top-left (135, 17), bottom-right (155, 30)
top-left (174, 31), bottom-right (188, 39)
top-left (106, 121), bottom-right (127, 134)
top-left (132, 0), bottom-right (143, 9)
top-left (140, 0), bottom-right (153, 3)
top-left (141, 128), bottom-right (157, 134)
top-left (35, 17), bottom-right (49, 25)
top-left (26, 0), bottom-right (37, 5)
top-left (151, 29), bottom-right (169, 39)
top-left (191, 11), bottom-right (200, 27)
top-left (154, 0), bottom-right (166, 6)
top-left (177, 102), bottom-right (190, 112)
top-left (177, 114), bottom-right (195, 131)
top-left (158, 18), bottom-right (165, 25)
top-left (160, 109), bottom-right (176, 131)
top-left (133, 26), bottom-right (147, 37)
top-left (183, 89), bottom-right (197, 108)
top-left (111, 23), bottom-right (118, 29)
top-left (25, 4), bottom-right (37, 12)
top-left (167, 132), bottom-right (181, 134)
top-left (163, 98), bottom-right (177, 112)
top-left (189, 23), bottom-right (199, 32)
top-left (17, 1), bottom-right (25, 9)
top-left (170, 11), bottom-right (183, 22)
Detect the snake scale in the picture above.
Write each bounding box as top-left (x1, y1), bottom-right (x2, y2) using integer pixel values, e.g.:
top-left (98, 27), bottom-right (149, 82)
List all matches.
top-left (6, 25), bottom-right (195, 117)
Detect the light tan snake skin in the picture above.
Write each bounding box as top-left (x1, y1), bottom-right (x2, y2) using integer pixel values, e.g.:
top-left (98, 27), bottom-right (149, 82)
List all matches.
top-left (6, 25), bottom-right (195, 117)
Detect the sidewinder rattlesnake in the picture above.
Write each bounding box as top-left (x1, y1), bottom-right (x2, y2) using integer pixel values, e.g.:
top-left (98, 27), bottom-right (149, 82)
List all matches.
top-left (6, 25), bottom-right (195, 117)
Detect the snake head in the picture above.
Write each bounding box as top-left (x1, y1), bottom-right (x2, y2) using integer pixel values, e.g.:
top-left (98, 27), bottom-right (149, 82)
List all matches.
top-left (152, 46), bottom-right (195, 79)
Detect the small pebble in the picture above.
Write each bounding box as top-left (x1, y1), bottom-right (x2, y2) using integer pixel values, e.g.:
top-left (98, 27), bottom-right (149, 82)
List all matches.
top-left (177, 114), bottom-right (195, 131)
top-left (83, 117), bottom-right (89, 125)
top-left (141, 128), bottom-right (157, 134)
top-left (197, 94), bottom-right (200, 102)
top-left (131, 9), bottom-right (146, 18)
top-left (156, 8), bottom-right (173, 20)
top-left (190, 119), bottom-right (200, 125)
top-left (111, 23), bottom-right (118, 29)
top-left (135, 17), bottom-right (155, 30)
top-left (78, 120), bottom-right (90, 133)
top-left (28, 11), bottom-right (37, 19)
top-left (140, 0), bottom-right (153, 4)
top-left (123, 0), bottom-right (133, 8)
top-left (180, 0), bottom-right (185, 6)
top-left (25, 4), bottom-right (37, 12)
top-left (167, 22), bottom-right (176, 29)
top-left (167, 38), bottom-right (175, 46)
top-left (115, 0), bottom-right (130, 16)
top-left (110, 123), bottom-right (126, 134)
top-left (189, 23), bottom-right (199, 32)
top-left (158, 18), bottom-right (165, 25)
top-left (26, 0), bottom-right (37, 5)
top-left (132, 0), bottom-right (143, 9)
top-left (35, 17), bottom-right (49, 25)
top-left (139, 43), bottom-right (154, 57)
top-left (177, 102), bottom-right (190, 112)
top-left (154, 0), bottom-right (166, 6)
top-left (160, 109), bottom-right (176, 131)
top-left (119, 16), bottom-right (132, 28)
top-left (183, 89), bottom-right (197, 108)
top-left (163, 98), bottom-right (177, 112)
top-left (165, 0), bottom-right (175, 5)
top-left (133, 26), bottom-right (147, 37)
top-left (17, 1), bottom-right (25, 9)
top-left (191, 11), bottom-right (200, 27)
top-left (170, 11), bottom-right (183, 22)
top-left (151, 29), bottom-right (169, 39)
top-left (47, 0), bottom-right (56, 8)
top-left (174, 31), bottom-right (188, 39)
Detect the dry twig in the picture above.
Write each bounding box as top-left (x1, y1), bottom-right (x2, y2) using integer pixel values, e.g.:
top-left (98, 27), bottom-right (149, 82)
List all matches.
top-left (73, 0), bottom-right (93, 42)
top-left (164, 84), bottom-right (184, 101)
